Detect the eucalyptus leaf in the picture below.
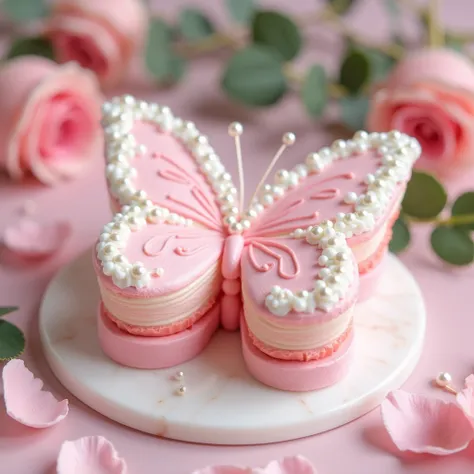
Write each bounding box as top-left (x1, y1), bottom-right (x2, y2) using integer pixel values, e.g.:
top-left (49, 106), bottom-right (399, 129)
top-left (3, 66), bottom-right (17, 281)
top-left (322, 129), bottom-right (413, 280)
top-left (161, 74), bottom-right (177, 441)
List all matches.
top-left (326, 0), bottom-right (356, 14)
top-left (445, 35), bottom-right (464, 53)
top-left (0, 320), bottom-right (25, 361)
top-left (252, 11), bottom-right (302, 61)
top-left (3, 0), bottom-right (49, 21)
top-left (145, 18), bottom-right (186, 83)
top-left (0, 307), bottom-right (18, 317)
top-left (451, 191), bottom-right (474, 230)
top-left (339, 95), bottom-right (369, 131)
top-left (6, 36), bottom-right (54, 60)
top-left (359, 46), bottom-right (395, 82)
top-left (431, 226), bottom-right (474, 266)
top-left (339, 49), bottom-right (370, 95)
top-left (222, 46), bottom-right (287, 106)
top-left (401, 171), bottom-right (447, 219)
top-left (301, 65), bottom-right (327, 117)
top-left (179, 8), bottom-right (214, 41)
top-left (389, 217), bottom-right (410, 254)
top-left (225, 0), bottom-right (255, 24)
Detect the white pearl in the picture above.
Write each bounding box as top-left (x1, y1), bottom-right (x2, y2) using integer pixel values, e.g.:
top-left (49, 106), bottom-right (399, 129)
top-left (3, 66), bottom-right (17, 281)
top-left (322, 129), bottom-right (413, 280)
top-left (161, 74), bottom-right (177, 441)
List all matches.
top-left (228, 122), bottom-right (243, 137)
top-left (353, 130), bottom-right (369, 141)
top-left (176, 386), bottom-right (187, 396)
top-left (282, 132), bottom-right (296, 146)
top-left (344, 192), bottom-right (357, 204)
top-left (436, 372), bottom-right (452, 388)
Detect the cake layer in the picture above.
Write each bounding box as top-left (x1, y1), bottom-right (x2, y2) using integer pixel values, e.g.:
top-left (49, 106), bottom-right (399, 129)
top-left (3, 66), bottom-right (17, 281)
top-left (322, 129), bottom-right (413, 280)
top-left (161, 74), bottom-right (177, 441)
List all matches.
top-left (241, 319), bottom-right (355, 392)
top-left (98, 301), bottom-right (220, 369)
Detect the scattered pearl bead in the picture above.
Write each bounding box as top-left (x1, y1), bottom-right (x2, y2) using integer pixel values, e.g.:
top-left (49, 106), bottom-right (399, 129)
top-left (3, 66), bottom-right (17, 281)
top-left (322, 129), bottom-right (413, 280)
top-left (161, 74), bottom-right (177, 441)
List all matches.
top-left (435, 372), bottom-right (452, 388)
top-left (176, 386), bottom-right (187, 396)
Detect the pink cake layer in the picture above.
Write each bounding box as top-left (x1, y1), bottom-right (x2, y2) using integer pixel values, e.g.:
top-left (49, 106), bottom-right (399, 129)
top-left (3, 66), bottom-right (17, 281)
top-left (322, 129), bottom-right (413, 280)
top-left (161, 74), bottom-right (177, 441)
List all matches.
top-left (241, 318), bottom-right (355, 392)
top-left (98, 301), bottom-right (220, 369)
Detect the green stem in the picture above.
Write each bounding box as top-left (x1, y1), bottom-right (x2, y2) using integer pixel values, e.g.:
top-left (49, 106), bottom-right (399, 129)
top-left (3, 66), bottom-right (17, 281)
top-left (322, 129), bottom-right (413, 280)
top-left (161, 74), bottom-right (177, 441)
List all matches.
top-left (405, 213), bottom-right (474, 226)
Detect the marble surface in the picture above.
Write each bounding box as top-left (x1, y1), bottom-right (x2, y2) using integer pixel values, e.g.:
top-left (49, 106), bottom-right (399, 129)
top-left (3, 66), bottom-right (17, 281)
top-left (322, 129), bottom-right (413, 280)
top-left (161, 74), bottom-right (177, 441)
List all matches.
top-left (39, 251), bottom-right (425, 445)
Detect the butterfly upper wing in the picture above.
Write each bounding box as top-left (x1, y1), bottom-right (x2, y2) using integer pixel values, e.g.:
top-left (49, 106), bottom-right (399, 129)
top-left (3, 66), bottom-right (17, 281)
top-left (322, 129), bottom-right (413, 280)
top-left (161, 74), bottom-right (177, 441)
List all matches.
top-left (102, 95), bottom-right (238, 232)
top-left (242, 131), bottom-right (420, 318)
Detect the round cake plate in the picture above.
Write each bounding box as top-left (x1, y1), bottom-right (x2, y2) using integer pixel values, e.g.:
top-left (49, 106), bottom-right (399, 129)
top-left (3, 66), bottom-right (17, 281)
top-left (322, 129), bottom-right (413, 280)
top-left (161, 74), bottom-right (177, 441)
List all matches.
top-left (39, 251), bottom-right (425, 445)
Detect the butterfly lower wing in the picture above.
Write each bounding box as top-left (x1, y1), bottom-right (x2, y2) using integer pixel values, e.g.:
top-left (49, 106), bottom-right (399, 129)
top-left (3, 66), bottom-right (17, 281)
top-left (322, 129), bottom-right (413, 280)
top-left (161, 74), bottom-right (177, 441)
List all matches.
top-left (102, 96), bottom-right (237, 232)
top-left (96, 208), bottom-right (224, 335)
top-left (240, 232), bottom-right (358, 360)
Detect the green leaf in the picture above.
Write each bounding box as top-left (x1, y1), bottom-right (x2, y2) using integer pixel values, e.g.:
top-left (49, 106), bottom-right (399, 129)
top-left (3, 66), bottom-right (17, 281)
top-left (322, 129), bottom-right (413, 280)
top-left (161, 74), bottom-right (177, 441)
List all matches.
top-left (301, 65), bottom-right (327, 117)
top-left (6, 36), bottom-right (54, 60)
top-left (339, 49), bottom-right (370, 95)
top-left (0, 307), bottom-right (18, 317)
top-left (252, 11), bottom-right (302, 61)
top-left (0, 320), bottom-right (25, 361)
top-left (326, 0), bottom-right (356, 14)
top-left (389, 217), bottom-right (411, 254)
top-left (445, 34), bottom-right (464, 53)
top-left (3, 0), bottom-right (49, 21)
top-left (145, 18), bottom-right (187, 84)
top-left (451, 191), bottom-right (474, 230)
top-left (402, 171), bottom-right (447, 219)
top-left (179, 8), bottom-right (214, 41)
top-left (360, 47), bottom-right (395, 82)
top-left (431, 226), bottom-right (474, 266)
top-left (339, 95), bottom-right (369, 131)
top-left (225, 0), bottom-right (255, 24)
top-left (222, 46), bottom-right (287, 106)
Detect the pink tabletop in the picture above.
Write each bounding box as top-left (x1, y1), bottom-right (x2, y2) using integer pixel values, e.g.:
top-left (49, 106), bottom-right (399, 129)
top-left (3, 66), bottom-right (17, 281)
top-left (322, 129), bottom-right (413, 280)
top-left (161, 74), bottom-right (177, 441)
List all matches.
top-left (1, 1), bottom-right (474, 472)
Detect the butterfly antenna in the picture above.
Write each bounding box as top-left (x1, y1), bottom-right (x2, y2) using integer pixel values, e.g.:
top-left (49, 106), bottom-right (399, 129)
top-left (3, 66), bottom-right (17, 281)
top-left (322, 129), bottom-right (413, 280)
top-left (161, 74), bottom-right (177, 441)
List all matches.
top-left (228, 122), bottom-right (245, 212)
top-left (248, 132), bottom-right (296, 207)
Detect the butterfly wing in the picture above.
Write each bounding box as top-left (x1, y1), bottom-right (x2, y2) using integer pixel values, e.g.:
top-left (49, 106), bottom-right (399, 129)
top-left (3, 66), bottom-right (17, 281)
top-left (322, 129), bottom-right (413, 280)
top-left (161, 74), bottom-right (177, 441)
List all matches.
top-left (97, 96), bottom-right (239, 334)
top-left (240, 131), bottom-right (419, 358)
top-left (102, 95), bottom-right (238, 232)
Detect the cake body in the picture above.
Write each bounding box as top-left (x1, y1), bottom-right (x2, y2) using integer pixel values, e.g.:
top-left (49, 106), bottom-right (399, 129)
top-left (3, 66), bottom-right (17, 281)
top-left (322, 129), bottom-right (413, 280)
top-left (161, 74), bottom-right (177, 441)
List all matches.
top-left (95, 95), bottom-right (420, 391)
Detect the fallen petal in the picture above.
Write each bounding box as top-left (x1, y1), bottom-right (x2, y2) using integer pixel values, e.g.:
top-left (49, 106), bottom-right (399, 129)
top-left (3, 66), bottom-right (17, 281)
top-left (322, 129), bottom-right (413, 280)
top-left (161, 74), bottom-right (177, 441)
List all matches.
top-left (457, 387), bottom-right (474, 426)
top-left (3, 218), bottom-right (71, 259)
top-left (2, 359), bottom-right (68, 428)
top-left (465, 375), bottom-right (474, 390)
top-left (260, 456), bottom-right (317, 474)
top-left (193, 457), bottom-right (316, 474)
top-left (57, 436), bottom-right (127, 474)
top-left (381, 390), bottom-right (474, 455)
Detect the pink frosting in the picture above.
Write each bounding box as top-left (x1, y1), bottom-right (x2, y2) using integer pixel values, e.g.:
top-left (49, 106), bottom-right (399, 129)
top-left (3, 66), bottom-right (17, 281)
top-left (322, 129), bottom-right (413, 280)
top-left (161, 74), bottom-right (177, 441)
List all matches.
top-left (0, 57), bottom-right (102, 184)
top-left (47, 0), bottom-right (147, 87)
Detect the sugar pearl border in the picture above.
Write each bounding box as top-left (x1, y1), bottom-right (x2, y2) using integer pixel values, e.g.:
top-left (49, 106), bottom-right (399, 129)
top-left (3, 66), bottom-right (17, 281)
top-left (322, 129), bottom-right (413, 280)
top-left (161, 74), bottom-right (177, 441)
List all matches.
top-left (265, 221), bottom-right (356, 316)
top-left (96, 204), bottom-right (192, 289)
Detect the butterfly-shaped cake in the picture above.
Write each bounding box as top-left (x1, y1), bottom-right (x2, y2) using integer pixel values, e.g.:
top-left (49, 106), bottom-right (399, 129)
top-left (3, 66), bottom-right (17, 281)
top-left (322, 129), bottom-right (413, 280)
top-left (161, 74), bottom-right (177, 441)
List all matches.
top-left (94, 95), bottom-right (420, 392)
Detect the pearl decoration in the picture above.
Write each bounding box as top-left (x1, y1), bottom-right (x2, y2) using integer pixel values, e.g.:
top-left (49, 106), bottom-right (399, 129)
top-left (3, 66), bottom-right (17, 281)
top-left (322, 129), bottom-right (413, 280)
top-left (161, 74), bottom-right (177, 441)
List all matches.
top-left (228, 122), bottom-right (243, 137)
top-left (282, 132), bottom-right (296, 146)
top-left (435, 372), bottom-right (452, 388)
top-left (176, 386), bottom-right (187, 396)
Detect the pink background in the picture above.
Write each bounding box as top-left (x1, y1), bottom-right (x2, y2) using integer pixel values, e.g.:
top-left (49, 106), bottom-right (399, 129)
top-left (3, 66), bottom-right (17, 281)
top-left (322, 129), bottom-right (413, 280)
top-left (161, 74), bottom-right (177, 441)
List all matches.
top-left (1, 0), bottom-right (474, 472)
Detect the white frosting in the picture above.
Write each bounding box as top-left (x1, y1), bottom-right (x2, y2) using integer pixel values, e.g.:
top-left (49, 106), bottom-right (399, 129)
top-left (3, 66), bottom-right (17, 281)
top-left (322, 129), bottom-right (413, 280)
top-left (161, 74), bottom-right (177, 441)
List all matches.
top-left (244, 298), bottom-right (354, 352)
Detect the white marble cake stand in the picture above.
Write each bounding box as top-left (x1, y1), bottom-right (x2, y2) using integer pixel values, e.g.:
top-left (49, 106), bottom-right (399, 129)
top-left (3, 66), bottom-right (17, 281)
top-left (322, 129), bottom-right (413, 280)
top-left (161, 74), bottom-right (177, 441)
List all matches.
top-left (39, 251), bottom-right (425, 445)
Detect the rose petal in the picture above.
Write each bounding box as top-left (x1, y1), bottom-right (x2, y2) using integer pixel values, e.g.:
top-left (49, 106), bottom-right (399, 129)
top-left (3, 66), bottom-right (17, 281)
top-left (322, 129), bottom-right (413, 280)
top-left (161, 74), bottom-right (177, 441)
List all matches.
top-left (3, 218), bottom-right (71, 259)
top-left (457, 388), bottom-right (474, 425)
top-left (57, 436), bottom-right (127, 474)
top-left (2, 359), bottom-right (69, 428)
top-left (192, 457), bottom-right (317, 474)
top-left (466, 375), bottom-right (474, 389)
top-left (381, 390), bottom-right (474, 455)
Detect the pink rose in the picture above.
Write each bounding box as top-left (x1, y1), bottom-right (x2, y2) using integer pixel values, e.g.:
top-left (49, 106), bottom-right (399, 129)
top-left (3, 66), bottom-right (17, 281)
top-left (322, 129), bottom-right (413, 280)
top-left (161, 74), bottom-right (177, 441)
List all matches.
top-left (367, 48), bottom-right (474, 177)
top-left (46, 0), bottom-right (147, 87)
top-left (0, 56), bottom-right (103, 185)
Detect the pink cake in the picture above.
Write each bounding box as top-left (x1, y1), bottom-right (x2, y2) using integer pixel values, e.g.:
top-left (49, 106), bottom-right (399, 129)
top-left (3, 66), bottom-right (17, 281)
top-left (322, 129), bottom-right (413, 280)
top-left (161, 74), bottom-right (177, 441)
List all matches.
top-left (94, 95), bottom-right (420, 392)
